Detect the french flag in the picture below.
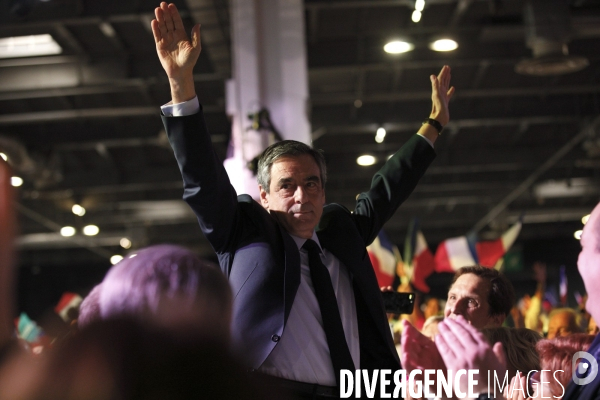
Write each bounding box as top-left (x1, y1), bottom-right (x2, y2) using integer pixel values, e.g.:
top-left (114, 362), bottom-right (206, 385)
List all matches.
top-left (403, 218), bottom-right (436, 293)
top-left (368, 231), bottom-right (399, 288)
top-left (54, 292), bottom-right (83, 322)
top-left (434, 222), bottom-right (522, 273)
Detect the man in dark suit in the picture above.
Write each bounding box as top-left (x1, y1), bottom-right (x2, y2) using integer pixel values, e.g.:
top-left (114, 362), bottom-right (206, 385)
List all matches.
top-left (151, 2), bottom-right (454, 398)
top-left (434, 203), bottom-right (600, 400)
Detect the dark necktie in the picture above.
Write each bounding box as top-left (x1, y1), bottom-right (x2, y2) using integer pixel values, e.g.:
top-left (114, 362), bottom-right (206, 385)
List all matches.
top-left (302, 239), bottom-right (355, 385)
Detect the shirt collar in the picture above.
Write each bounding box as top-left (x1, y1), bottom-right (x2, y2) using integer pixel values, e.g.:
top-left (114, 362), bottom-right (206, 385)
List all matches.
top-left (289, 231), bottom-right (323, 252)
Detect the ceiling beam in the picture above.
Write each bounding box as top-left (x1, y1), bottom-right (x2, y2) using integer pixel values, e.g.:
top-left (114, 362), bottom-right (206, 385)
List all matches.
top-left (449, 0), bottom-right (475, 27)
top-left (304, 0), bottom-right (468, 10)
top-left (16, 202), bottom-right (112, 258)
top-left (470, 116), bottom-right (600, 232)
top-left (0, 105), bottom-right (225, 124)
top-left (311, 84), bottom-right (600, 106)
top-left (316, 115), bottom-right (579, 136)
top-left (0, 73), bottom-right (224, 99)
top-left (185, 0), bottom-right (231, 76)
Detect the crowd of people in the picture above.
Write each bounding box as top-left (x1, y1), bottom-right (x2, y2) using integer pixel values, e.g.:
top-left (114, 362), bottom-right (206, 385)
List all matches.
top-left (0, 2), bottom-right (598, 399)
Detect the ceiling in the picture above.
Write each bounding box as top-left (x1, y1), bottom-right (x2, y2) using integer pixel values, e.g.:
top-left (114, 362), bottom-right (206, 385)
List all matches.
top-left (2, 0), bottom-right (600, 269)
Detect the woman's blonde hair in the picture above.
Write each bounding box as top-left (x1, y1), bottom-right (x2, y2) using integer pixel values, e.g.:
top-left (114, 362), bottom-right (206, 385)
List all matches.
top-left (481, 327), bottom-right (542, 377)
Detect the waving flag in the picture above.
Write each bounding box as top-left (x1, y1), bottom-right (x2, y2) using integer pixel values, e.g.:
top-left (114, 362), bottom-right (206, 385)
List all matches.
top-left (559, 265), bottom-right (568, 306)
top-left (367, 231), bottom-right (399, 287)
top-left (15, 312), bottom-right (43, 343)
top-left (434, 221), bottom-right (522, 273)
top-left (404, 219), bottom-right (436, 293)
top-left (54, 292), bottom-right (83, 322)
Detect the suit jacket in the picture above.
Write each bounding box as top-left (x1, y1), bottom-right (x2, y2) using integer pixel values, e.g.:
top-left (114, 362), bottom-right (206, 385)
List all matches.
top-left (162, 107), bottom-right (436, 371)
top-left (562, 334), bottom-right (600, 400)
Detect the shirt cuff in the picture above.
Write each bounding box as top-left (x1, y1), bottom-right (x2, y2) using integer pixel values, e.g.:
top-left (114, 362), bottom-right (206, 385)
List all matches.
top-left (417, 133), bottom-right (434, 148)
top-left (161, 96), bottom-right (200, 117)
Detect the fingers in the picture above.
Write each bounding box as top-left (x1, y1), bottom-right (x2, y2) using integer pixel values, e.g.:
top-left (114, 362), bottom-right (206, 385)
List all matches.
top-left (162, 2), bottom-right (175, 32)
top-left (169, 3), bottom-right (186, 32)
top-left (492, 341), bottom-right (507, 369)
top-left (504, 374), bottom-right (519, 399)
top-left (447, 86), bottom-right (455, 101)
top-left (438, 316), bottom-right (481, 350)
top-left (151, 19), bottom-right (162, 43)
top-left (191, 24), bottom-right (202, 51)
top-left (154, 7), bottom-right (169, 40)
top-left (434, 330), bottom-right (456, 360)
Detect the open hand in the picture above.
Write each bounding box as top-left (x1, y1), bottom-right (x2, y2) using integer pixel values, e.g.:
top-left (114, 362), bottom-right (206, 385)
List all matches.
top-left (400, 319), bottom-right (445, 372)
top-left (435, 316), bottom-right (507, 396)
top-left (151, 2), bottom-right (201, 102)
top-left (429, 65), bottom-right (455, 126)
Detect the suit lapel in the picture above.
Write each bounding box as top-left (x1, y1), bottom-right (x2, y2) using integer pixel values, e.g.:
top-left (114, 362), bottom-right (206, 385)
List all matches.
top-left (316, 230), bottom-right (387, 329)
top-left (279, 224), bottom-right (301, 323)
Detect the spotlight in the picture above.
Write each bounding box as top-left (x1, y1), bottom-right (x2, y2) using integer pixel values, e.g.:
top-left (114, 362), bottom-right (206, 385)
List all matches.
top-left (582, 214), bottom-right (590, 225)
top-left (83, 225), bottom-right (99, 236)
top-left (72, 204), bottom-right (86, 216)
top-left (411, 10), bottom-right (422, 23)
top-left (429, 39), bottom-right (458, 52)
top-left (60, 226), bottom-right (76, 237)
top-left (384, 40), bottom-right (414, 54)
top-left (11, 176), bottom-right (23, 187)
top-left (357, 155), bottom-right (377, 166)
top-left (110, 255), bottom-right (124, 265)
top-left (574, 230), bottom-right (583, 240)
top-left (375, 127), bottom-right (386, 143)
top-left (0, 153), bottom-right (7, 161)
top-left (120, 238), bottom-right (132, 249)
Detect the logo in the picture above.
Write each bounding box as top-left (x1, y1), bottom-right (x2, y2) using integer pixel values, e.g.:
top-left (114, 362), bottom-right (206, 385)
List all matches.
top-left (572, 351), bottom-right (599, 386)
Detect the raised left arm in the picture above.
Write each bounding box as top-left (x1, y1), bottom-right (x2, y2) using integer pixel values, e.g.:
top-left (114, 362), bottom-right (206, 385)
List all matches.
top-left (353, 66), bottom-right (454, 244)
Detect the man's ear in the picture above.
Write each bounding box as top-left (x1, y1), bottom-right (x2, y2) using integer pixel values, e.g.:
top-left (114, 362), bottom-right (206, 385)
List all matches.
top-left (259, 185), bottom-right (269, 209)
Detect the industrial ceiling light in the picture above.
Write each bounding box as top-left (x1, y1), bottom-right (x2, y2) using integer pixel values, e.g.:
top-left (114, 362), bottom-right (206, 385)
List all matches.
top-left (357, 155), bottom-right (377, 166)
top-left (83, 225), bottom-right (99, 236)
top-left (11, 176), bottom-right (23, 187)
top-left (120, 237), bottom-right (132, 249)
top-left (515, 0), bottom-right (588, 76)
top-left (415, 0), bottom-right (425, 12)
top-left (72, 204), bottom-right (86, 216)
top-left (411, 10), bottom-right (422, 23)
top-left (375, 127), bottom-right (386, 143)
top-left (60, 226), bottom-right (76, 237)
top-left (110, 255), bottom-right (124, 265)
top-left (0, 34), bottom-right (62, 59)
top-left (429, 39), bottom-right (458, 52)
top-left (384, 40), bottom-right (414, 54)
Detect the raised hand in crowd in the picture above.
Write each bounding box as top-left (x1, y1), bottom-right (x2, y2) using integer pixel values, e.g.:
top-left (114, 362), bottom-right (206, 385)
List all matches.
top-left (151, 2), bottom-right (201, 103)
top-left (435, 315), bottom-right (507, 397)
top-left (400, 319), bottom-right (445, 373)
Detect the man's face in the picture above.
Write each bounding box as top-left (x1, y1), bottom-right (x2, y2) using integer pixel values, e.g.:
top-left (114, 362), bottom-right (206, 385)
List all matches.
top-left (259, 154), bottom-right (325, 239)
top-left (444, 273), bottom-right (502, 329)
top-left (547, 311), bottom-right (577, 339)
top-left (578, 203), bottom-right (600, 322)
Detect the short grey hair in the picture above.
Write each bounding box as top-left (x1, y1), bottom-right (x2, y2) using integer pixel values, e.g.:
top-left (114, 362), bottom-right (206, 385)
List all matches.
top-left (257, 140), bottom-right (327, 193)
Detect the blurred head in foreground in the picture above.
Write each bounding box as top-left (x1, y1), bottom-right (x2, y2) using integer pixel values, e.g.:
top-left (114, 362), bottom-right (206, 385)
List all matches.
top-left (83, 244), bottom-right (232, 342)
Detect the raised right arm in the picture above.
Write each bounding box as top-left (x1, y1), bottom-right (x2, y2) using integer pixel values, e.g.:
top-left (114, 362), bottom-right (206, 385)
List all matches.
top-left (153, 3), bottom-right (238, 252)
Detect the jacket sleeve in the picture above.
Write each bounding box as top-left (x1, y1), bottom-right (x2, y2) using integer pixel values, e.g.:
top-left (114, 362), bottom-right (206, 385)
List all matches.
top-left (161, 109), bottom-right (239, 253)
top-left (353, 134), bottom-right (436, 245)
